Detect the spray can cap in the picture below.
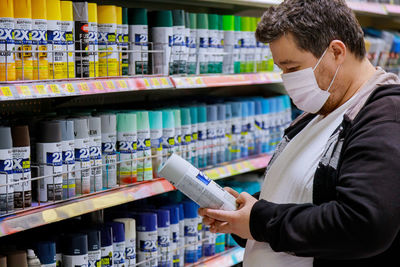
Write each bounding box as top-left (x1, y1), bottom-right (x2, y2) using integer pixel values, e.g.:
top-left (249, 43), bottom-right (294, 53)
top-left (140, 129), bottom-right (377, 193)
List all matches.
top-left (189, 13), bottom-right (196, 29)
top-left (84, 229), bottom-right (101, 251)
top-left (136, 212), bottom-right (157, 232)
top-left (223, 15), bottom-right (234, 31)
top-left (255, 99), bottom-right (262, 115)
top-left (100, 224), bottom-right (113, 247)
top-left (38, 121), bottom-right (62, 143)
top-left (160, 204), bottom-right (180, 224)
top-left (46, 0), bottom-right (61, 21)
top-left (248, 101), bottom-right (255, 116)
top-left (11, 125), bottom-right (30, 147)
top-left (261, 99), bottom-right (270, 114)
top-left (149, 111), bottom-right (162, 130)
top-left (72, 118), bottom-right (89, 139)
top-left (218, 15), bottom-right (223, 31)
top-left (117, 113), bottom-right (137, 133)
top-left (0, 0), bottom-right (14, 18)
top-left (197, 105), bottom-right (207, 123)
top-left (97, 5), bottom-right (117, 24)
top-left (230, 102), bottom-right (242, 118)
top-left (63, 233), bottom-right (88, 255)
top-left (128, 8), bottom-right (147, 25)
top-left (108, 221), bottom-right (125, 243)
top-left (32, 0), bottom-right (46, 19)
top-left (136, 111), bottom-right (150, 131)
top-left (149, 10), bottom-right (172, 28)
top-left (208, 14), bottom-right (218, 30)
top-left (35, 241), bottom-right (56, 264)
top-left (60, 120), bottom-right (74, 141)
top-left (183, 200), bottom-right (199, 219)
top-left (172, 10), bottom-right (185, 26)
top-left (116, 6), bottom-right (122, 25)
top-left (189, 107), bottom-right (198, 124)
top-left (88, 116), bottom-right (101, 137)
top-left (100, 114), bottom-right (116, 134)
top-left (88, 2), bottom-right (97, 23)
top-left (6, 250), bottom-right (28, 267)
top-left (241, 101), bottom-right (249, 117)
top-left (185, 12), bottom-right (190, 28)
top-left (225, 103), bottom-right (232, 120)
top-left (122, 7), bottom-right (128, 25)
top-left (196, 13), bottom-right (208, 30)
top-left (72, 1), bottom-right (88, 21)
top-left (162, 110), bottom-right (175, 129)
top-left (172, 109), bottom-right (181, 128)
top-left (61, 1), bottom-right (73, 21)
top-left (114, 218), bottom-right (136, 240)
top-left (217, 104), bottom-right (226, 121)
top-left (14, 0), bottom-right (32, 19)
top-left (240, 16), bottom-right (250, 32)
top-left (207, 105), bottom-right (217, 122)
top-left (234, 16), bottom-right (241, 31)
top-left (153, 209), bottom-right (170, 228)
top-left (180, 108), bottom-right (191, 126)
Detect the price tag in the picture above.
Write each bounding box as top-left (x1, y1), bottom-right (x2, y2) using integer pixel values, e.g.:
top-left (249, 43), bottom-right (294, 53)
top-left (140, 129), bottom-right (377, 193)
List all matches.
top-left (117, 80), bottom-right (128, 89)
top-left (93, 81), bottom-right (104, 91)
top-left (217, 167), bottom-right (227, 176)
top-left (143, 78), bottom-right (151, 88)
top-left (79, 82), bottom-right (90, 93)
top-left (49, 84), bottom-right (61, 94)
top-left (33, 84), bottom-right (47, 95)
top-left (160, 77), bottom-right (169, 86)
top-left (16, 85), bottom-right (31, 96)
top-left (175, 78), bottom-right (184, 87)
top-left (187, 77), bottom-right (195, 86)
top-left (150, 78), bottom-right (160, 87)
top-left (195, 77), bottom-right (203, 85)
top-left (105, 80), bottom-right (116, 90)
top-left (64, 83), bottom-right (75, 93)
top-left (0, 86), bottom-right (13, 98)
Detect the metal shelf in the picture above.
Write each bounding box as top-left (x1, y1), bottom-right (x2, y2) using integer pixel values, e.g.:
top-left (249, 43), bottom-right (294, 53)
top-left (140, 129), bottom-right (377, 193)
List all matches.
top-left (189, 246), bottom-right (245, 267)
top-left (0, 154), bottom-right (270, 237)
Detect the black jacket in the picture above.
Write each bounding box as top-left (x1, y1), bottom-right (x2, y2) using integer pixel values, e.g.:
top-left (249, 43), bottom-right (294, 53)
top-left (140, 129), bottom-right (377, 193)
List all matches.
top-left (234, 85), bottom-right (400, 266)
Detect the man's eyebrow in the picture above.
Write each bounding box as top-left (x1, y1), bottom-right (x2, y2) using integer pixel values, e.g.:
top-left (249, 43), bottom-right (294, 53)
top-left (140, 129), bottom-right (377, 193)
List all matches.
top-left (278, 60), bottom-right (299, 66)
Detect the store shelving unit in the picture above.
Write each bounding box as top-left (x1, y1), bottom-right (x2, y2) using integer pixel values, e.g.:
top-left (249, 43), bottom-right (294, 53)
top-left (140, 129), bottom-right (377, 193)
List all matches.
top-left (187, 246), bottom-right (245, 267)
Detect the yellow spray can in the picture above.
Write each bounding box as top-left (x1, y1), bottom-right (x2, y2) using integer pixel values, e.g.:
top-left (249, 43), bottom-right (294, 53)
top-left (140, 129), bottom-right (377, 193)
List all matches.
top-left (88, 2), bottom-right (98, 77)
top-left (14, 0), bottom-right (33, 80)
top-left (0, 0), bottom-right (16, 81)
top-left (46, 0), bottom-right (64, 79)
top-left (97, 5), bottom-right (118, 77)
top-left (32, 0), bottom-right (48, 80)
top-left (61, 1), bottom-right (75, 78)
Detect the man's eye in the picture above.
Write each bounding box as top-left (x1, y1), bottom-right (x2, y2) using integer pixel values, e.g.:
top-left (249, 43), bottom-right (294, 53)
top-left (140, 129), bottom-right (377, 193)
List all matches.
top-left (288, 67), bottom-right (299, 72)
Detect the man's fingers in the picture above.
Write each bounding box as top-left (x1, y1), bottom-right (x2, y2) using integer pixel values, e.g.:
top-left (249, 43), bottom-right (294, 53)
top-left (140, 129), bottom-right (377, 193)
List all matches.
top-left (224, 187), bottom-right (240, 198)
top-left (211, 221), bottom-right (231, 234)
top-left (202, 215), bottom-right (215, 226)
top-left (202, 208), bottom-right (234, 222)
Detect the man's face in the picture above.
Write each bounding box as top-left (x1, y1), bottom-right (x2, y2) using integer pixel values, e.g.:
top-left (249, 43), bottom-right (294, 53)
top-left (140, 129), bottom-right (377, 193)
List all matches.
top-left (270, 33), bottom-right (345, 114)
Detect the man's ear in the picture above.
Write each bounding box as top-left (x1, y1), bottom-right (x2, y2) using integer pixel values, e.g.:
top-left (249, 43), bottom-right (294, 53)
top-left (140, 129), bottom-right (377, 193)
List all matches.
top-left (329, 40), bottom-right (346, 65)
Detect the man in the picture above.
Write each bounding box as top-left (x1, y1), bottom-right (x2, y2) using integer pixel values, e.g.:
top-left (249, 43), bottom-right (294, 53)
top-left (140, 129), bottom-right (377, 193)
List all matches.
top-left (199, 0), bottom-right (400, 266)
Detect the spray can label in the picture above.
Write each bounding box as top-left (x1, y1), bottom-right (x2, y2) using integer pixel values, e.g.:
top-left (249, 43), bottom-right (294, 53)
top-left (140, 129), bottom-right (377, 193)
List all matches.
top-left (174, 128), bottom-right (181, 155)
top-left (75, 20), bottom-right (90, 78)
top-left (207, 121), bottom-right (218, 166)
top-left (62, 140), bottom-right (76, 199)
top-left (197, 218), bottom-right (203, 258)
top-left (223, 31), bottom-right (234, 74)
top-left (47, 20), bottom-right (64, 79)
top-left (138, 230), bottom-right (158, 267)
top-left (151, 27), bottom-right (172, 75)
top-left (12, 146), bottom-right (31, 208)
top-left (101, 245), bottom-right (113, 267)
top-left (190, 124), bottom-right (198, 167)
top-left (162, 128), bottom-right (175, 162)
top-left (88, 21), bottom-right (98, 77)
top-left (88, 249), bottom-right (101, 267)
top-left (61, 20), bottom-right (74, 78)
top-left (150, 129), bottom-right (163, 178)
top-left (121, 24), bottom-right (129, 75)
top-left (102, 133), bottom-right (117, 188)
top-left (0, 148), bottom-right (13, 214)
top-left (197, 122), bottom-right (207, 168)
top-left (56, 253), bottom-right (62, 267)
top-left (234, 31), bottom-right (241, 73)
top-left (158, 226), bottom-right (172, 266)
top-left (208, 30), bottom-right (218, 73)
top-left (170, 223), bottom-right (180, 267)
top-left (117, 132), bottom-right (137, 184)
top-left (181, 125), bottom-right (192, 163)
top-left (216, 121), bottom-right (226, 163)
top-left (75, 138), bottom-right (91, 194)
top-left (90, 136), bottom-right (102, 192)
top-left (98, 23), bottom-right (118, 76)
top-left (187, 29), bottom-right (196, 74)
top-left (129, 25), bottom-right (148, 75)
top-left (197, 29), bottom-right (208, 74)
top-left (15, 18), bottom-right (33, 80)
top-left (32, 19), bottom-right (48, 79)
top-left (37, 142), bottom-right (63, 202)
top-left (184, 218), bottom-right (198, 263)
top-left (125, 238), bottom-right (136, 265)
top-left (0, 17), bottom-right (15, 81)
top-left (63, 254), bottom-right (88, 267)
top-left (113, 241), bottom-right (126, 265)
top-left (203, 225), bottom-right (216, 256)
top-left (172, 26), bottom-right (187, 74)
top-left (137, 130), bottom-right (152, 181)
top-left (179, 220), bottom-right (185, 267)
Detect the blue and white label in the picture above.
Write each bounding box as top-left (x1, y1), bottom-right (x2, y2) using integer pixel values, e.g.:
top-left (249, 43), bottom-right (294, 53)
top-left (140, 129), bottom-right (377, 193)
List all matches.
top-left (196, 172), bottom-right (210, 185)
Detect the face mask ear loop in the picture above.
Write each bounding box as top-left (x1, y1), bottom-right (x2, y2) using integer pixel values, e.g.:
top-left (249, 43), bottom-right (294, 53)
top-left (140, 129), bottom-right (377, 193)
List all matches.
top-left (326, 64), bottom-right (341, 92)
top-left (313, 48), bottom-right (329, 71)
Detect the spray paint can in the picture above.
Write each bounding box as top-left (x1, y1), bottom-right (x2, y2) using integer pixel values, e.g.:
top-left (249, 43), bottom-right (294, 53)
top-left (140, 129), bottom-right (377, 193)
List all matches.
top-left (0, 127), bottom-right (13, 214)
top-left (60, 0), bottom-right (74, 78)
top-left (35, 241), bottom-right (56, 267)
top-left (159, 153), bottom-right (237, 211)
top-left (207, 14), bottom-right (218, 74)
top-left (63, 233), bottom-right (89, 266)
top-left (225, 104), bottom-right (233, 162)
top-left (109, 221), bottom-right (126, 266)
top-left (197, 105), bottom-right (207, 168)
top-left (254, 99), bottom-right (263, 155)
top-left (101, 224), bottom-right (113, 267)
top-left (117, 113), bottom-right (137, 184)
top-left (119, 8), bottom-right (129, 75)
top-left (88, 2), bottom-right (98, 77)
top-left (203, 224), bottom-right (215, 257)
top-left (197, 215), bottom-right (203, 259)
top-left (14, 0), bottom-right (33, 80)
top-left (196, 13), bottom-right (208, 74)
top-left (101, 114), bottom-right (117, 188)
top-left (149, 111), bottom-right (163, 178)
top-left (184, 12), bottom-right (190, 74)
top-left (182, 201), bottom-right (198, 263)
top-left (261, 98), bottom-right (270, 154)
top-left (37, 121), bottom-right (63, 202)
top-left (72, 118), bottom-right (91, 195)
top-left (180, 108), bottom-right (192, 163)
top-left (187, 13), bottom-right (196, 75)
top-left (172, 10), bottom-right (187, 74)
top-left (234, 16), bottom-right (241, 74)
top-left (239, 17), bottom-right (248, 73)
top-left (27, 249), bottom-right (41, 267)
top-left (255, 18), bottom-right (263, 72)
top-left (230, 102), bottom-right (241, 160)
top-left (0, 0), bottom-right (15, 81)
top-left (88, 116), bottom-right (102, 192)
top-left (177, 204), bottom-right (184, 266)
top-left (11, 125), bottom-right (31, 208)
top-left (31, 0), bottom-right (48, 80)
top-left (247, 17), bottom-right (256, 72)
top-left (6, 250), bottom-right (28, 267)
top-left (216, 15), bottom-right (224, 74)
top-left (85, 229), bottom-right (101, 267)
top-left (46, 0), bottom-right (64, 79)
top-left (189, 107), bottom-right (198, 168)
top-left (136, 212), bottom-right (158, 267)
top-left (114, 218), bottom-right (136, 266)
top-left (136, 111), bottom-right (153, 181)
top-left (216, 104), bottom-right (226, 163)
top-left (116, 6), bottom-right (123, 76)
top-left (172, 109), bottom-right (181, 156)
top-left (240, 101), bottom-right (249, 158)
top-left (206, 105), bottom-right (218, 166)
top-left (149, 10), bottom-right (173, 75)
top-left (162, 110), bottom-right (175, 163)
top-left (128, 8), bottom-right (148, 75)
top-left (73, 1), bottom-right (89, 78)
top-left (160, 205), bottom-right (180, 267)
top-left (247, 101), bottom-right (256, 156)
top-left (60, 120), bottom-right (75, 199)
top-left (222, 15), bottom-right (234, 74)
top-left (153, 209), bottom-right (172, 267)
top-left (97, 5), bottom-right (118, 77)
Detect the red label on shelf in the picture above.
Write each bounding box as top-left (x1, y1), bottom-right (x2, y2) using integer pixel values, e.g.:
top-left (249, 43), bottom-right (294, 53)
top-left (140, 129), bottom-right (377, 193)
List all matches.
top-left (32, 84), bottom-right (48, 96)
top-left (16, 85), bottom-right (32, 97)
top-left (78, 82), bottom-right (91, 94)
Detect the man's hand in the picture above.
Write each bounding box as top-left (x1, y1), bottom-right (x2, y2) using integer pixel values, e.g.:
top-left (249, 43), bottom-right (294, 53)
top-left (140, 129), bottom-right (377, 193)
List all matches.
top-left (198, 187), bottom-right (258, 240)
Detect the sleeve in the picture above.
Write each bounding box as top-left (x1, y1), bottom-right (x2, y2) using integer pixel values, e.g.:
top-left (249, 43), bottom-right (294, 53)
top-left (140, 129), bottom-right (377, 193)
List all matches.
top-left (249, 118), bottom-right (400, 260)
top-left (230, 191), bottom-right (261, 248)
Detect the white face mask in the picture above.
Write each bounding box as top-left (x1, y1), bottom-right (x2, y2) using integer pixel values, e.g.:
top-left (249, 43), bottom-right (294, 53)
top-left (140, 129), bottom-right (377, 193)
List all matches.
top-left (281, 48), bottom-right (341, 114)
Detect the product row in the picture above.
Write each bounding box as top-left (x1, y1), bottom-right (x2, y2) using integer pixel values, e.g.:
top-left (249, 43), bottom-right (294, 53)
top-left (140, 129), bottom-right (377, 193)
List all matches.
top-left (0, 95), bottom-right (291, 215)
top-left (0, 0), bottom-right (274, 81)
top-left (1, 178), bottom-right (262, 267)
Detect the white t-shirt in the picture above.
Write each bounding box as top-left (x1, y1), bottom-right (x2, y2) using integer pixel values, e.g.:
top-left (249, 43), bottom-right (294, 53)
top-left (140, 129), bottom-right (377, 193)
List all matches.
top-left (243, 95), bottom-right (357, 267)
